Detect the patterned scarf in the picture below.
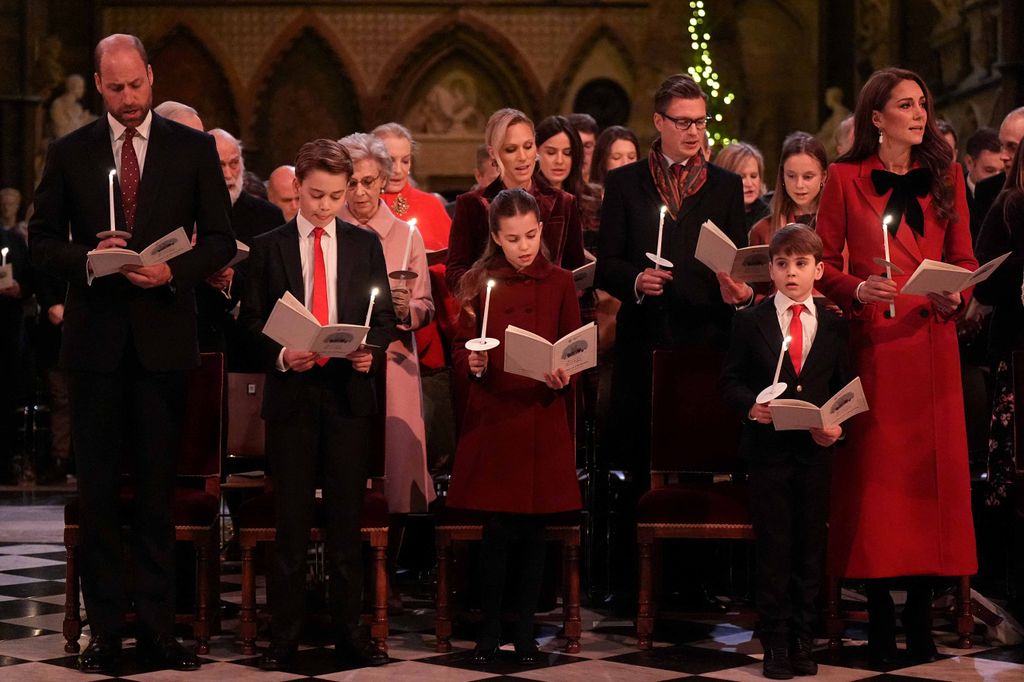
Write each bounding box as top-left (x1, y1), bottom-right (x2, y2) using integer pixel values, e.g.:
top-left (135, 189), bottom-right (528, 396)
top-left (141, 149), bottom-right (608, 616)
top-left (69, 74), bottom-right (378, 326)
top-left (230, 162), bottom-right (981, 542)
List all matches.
top-left (648, 138), bottom-right (708, 219)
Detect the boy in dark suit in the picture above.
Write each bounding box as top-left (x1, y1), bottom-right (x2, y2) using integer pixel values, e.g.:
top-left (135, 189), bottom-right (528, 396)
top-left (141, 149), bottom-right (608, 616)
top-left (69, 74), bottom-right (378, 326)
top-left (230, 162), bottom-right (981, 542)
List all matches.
top-left (239, 139), bottom-right (397, 670)
top-left (721, 224), bottom-right (848, 679)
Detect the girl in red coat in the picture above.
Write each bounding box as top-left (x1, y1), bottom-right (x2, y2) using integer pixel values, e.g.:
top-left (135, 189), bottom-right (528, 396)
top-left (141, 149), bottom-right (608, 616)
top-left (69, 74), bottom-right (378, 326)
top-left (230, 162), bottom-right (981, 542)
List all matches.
top-left (447, 188), bottom-right (582, 665)
top-left (815, 67), bottom-right (977, 663)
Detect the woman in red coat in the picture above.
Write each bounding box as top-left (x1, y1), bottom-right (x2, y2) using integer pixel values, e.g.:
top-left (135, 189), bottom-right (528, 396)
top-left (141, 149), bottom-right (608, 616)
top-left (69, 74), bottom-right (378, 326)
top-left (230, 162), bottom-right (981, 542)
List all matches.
top-left (445, 108), bottom-right (587, 293)
top-left (815, 68), bottom-right (977, 663)
top-left (447, 188), bottom-right (582, 665)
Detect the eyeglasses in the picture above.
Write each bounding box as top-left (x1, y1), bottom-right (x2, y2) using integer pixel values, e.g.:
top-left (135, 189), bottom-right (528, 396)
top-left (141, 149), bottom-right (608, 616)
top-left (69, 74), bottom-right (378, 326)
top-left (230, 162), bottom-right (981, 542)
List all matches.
top-left (346, 175), bottom-right (382, 191)
top-left (658, 112), bottom-right (713, 131)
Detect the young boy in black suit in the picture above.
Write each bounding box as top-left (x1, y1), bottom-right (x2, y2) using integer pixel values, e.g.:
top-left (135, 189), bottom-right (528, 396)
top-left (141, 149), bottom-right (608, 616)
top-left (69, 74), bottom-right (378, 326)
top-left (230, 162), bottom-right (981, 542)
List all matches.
top-left (721, 224), bottom-right (848, 679)
top-left (239, 139), bottom-right (397, 670)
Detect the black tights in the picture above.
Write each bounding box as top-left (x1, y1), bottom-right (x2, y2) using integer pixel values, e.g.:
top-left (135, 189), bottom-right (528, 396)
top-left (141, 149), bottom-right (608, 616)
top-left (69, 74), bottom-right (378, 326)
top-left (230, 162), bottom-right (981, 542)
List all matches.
top-left (865, 577), bottom-right (934, 651)
top-left (478, 514), bottom-right (547, 650)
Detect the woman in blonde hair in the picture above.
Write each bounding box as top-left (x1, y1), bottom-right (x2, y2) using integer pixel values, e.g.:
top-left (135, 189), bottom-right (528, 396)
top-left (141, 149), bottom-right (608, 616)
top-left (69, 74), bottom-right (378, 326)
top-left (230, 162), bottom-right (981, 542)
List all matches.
top-left (445, 108), bottom-right (586, 293)
top-left (715, 141), bottom-right (769, 230)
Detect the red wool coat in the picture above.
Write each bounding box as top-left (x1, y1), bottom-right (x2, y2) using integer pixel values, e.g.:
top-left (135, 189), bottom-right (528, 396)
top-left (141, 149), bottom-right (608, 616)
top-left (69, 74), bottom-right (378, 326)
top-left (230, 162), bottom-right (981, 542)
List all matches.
top-left (446, 255), bottom-right (583, 514)
top-left (815, 156), bottom-right (978, 578)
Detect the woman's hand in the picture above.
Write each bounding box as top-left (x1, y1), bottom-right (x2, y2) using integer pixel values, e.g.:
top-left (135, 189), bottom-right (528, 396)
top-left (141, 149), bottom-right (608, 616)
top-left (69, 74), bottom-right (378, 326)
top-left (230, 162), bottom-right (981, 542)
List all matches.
top-left (468, 350), bottom-right (488, 376)
top-left (543, 368), bottom-right (570, 390)
top-left (858, 274), bottom-right (898, 304)
top-left (927, 290), bottom-right (961, 316)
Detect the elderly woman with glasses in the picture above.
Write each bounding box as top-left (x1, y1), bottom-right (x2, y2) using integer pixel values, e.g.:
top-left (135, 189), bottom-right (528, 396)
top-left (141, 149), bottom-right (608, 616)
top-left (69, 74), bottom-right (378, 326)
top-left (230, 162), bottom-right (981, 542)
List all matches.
top-left (337, 132), bottom-right (437, 520)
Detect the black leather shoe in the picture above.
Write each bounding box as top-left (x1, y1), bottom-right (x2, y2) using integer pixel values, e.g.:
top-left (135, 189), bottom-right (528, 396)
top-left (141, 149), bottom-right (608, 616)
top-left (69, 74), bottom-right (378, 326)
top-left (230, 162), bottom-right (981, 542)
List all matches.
top-left (79, 635), bottom-right (122, 674)
top-left (905, 636), bottom-right (939, 663)
top-left (335, 639), bottom-right (389, 667)
top-left (258, 641), bottom-right (297, 671)
top-left (763, 646), bottom-right (795, 680)
top-left (790, 639), bottom-right (818, 676)
top-left (471, 643), bottom-right (499, 664)
top-left (135, 634), bottom-right (200, 671)
top-left (514, 642), bottom-right (540, 665)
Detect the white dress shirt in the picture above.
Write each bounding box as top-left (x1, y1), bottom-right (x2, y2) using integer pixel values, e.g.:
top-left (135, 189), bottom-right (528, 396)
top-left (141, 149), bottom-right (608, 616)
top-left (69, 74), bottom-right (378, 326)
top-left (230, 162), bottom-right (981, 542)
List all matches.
top-left (107, 111), bottom-right (152, 177)
top-left (773, 291), bottom-right (817, 369)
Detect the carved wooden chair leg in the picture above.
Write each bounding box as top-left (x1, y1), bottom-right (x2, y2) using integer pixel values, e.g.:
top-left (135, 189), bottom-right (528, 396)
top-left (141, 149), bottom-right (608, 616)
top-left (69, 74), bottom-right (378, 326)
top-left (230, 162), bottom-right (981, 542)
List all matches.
top-left (63, 542), bottom-right (83, 653)
top-left (435, 536), bottom-right (452, 653)
top-left (371, 542), bottom-right (388, 651)
top-left (563, 539), bottom-right (581, 653)
top-left (239, 540), bottom-right (258, 655)
top-left (956, 575), bottom-right (973, 649)
top-left (637, 539), bottom-right (655, 650)
top-left (194, 537), bottom-right (211, 654)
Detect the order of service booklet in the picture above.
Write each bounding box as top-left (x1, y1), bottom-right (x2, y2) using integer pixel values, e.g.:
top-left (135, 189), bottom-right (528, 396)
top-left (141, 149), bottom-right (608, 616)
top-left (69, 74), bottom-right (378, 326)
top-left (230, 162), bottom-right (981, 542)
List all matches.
top-left (572, 260), bottom-right (596, 291)
top-left (87, 227), bottom-right (192, 277)
top-left (900, 252), bottom-right (1010, 297)
top-left (695, 220), bottom-right (771, 283)
top-left (504, 321), bottom-right (597, 382)
top-left (261, 290), bottom-right (369, 357)
top-left (769, 376), bottom-right (869, 431)
top-left (226, 240), bottom-right (250, 268)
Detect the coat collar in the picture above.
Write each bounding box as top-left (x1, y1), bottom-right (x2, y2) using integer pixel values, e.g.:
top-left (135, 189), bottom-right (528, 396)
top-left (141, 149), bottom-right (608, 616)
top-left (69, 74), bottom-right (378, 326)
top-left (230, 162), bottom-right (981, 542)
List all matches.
top-left (851, 155), bottom-right (926, 263)
top-left (489, 252), bottom-right (556, 281)
top-left (338, 200), bottom-right (401, 241)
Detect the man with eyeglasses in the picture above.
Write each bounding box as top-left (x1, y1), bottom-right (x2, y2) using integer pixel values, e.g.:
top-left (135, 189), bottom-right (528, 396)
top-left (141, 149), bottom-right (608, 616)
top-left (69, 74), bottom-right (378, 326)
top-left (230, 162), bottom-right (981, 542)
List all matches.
top-left (973, 106), bottom-right (1024, 234)
top-left (595, 73), bottom-right (748, 606)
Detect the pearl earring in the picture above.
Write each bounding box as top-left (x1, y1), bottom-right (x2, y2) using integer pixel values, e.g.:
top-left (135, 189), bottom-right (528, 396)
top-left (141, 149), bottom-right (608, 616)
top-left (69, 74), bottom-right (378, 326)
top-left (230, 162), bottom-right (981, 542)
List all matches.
top-left (878, 129), bottom-right (884, 145)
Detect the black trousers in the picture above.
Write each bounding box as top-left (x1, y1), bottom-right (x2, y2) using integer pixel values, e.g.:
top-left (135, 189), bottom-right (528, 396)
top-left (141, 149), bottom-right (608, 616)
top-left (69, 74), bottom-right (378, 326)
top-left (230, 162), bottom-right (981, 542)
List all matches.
top-left (478, 513), bottom-right (547, 648)
top-left (748, 455), bottom-right (832, 644)
top-left (266, 378), bottom-right (370, 645)
top-left (69, 345), bottom-right (186, 639)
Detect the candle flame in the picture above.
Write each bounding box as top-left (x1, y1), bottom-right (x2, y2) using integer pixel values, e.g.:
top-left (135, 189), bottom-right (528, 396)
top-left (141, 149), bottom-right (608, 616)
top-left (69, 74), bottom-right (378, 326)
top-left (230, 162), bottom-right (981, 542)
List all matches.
top-left (882, 215), bottom-right (892, 226)
top-left (408, 218), bottom-right (417, 229)
top-left (486, 279), bottom-right (495, 289)
top-left (1, 247), bottom-right (7, 257)
top-left (371, 287), bottom-right (379, 297)
top-left (109, 169), bottom-right (116, 178)
top-left (660, 205), bottom-right (667, 216)
top-left (782, 335), bottom-right (792, 351)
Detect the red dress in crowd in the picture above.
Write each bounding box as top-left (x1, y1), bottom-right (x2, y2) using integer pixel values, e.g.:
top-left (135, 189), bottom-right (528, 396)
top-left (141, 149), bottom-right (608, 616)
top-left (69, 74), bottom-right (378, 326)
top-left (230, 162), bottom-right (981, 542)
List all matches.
top-left (815, 156), bottom-right (978, 579)
top-left (446, 255), bottom-right (583, 514)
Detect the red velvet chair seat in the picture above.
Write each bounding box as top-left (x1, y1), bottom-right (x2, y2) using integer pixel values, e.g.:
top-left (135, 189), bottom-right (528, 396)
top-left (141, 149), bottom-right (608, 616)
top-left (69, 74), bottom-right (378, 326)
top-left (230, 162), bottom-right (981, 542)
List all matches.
top-left (235, 490), bottom-right (389, 530)
top-left (436, 506), bottom-right (583, 527)
top-left (64, 488), bottom-right (220, 528)
top-left (636, 481), bottom-right (750, 526)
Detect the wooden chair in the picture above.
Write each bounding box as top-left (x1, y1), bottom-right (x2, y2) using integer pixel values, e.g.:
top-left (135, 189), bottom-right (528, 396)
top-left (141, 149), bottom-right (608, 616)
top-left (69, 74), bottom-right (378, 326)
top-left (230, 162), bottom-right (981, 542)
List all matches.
top-left (636, 348), bottom-right (753, 649)
top-left (434, 395), bottom-right (583, 654)
top-left (63, 352), bottom-right (225, 654)
top-left (223, 372), bottom-right (267, 490)
top-left (235, 367), bottom-right (389, 654)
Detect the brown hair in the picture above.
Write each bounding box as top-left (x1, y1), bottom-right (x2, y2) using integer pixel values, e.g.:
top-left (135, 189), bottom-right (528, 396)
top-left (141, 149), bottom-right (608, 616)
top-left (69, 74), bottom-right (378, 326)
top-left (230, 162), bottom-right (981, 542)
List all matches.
top-left (840, 67), bottom-right (955, 222)
top-left (654, 74), bottom-right (707, 113)
top-left (457, 188), bottom-right (542, 306)
top-left (590, 125), bottom-right (640, 185)
top-left (294, 139), bottom-right (353, 181)
top-left (769, 223), bottom-right (823, 262)
top-left (567, 112), bottom-right (599, 136)
top-left (766, 132), bottom-right (829, 237)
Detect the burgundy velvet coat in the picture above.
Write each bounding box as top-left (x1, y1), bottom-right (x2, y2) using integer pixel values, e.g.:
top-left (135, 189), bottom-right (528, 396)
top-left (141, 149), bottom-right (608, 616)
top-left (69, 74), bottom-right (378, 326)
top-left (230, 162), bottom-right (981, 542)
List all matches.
top-left (444, 177), bottom-right (587, 294)
top-left (815, 156), bottom-right (978, 579)
top-left (446, 255), bottom-right (583, 514)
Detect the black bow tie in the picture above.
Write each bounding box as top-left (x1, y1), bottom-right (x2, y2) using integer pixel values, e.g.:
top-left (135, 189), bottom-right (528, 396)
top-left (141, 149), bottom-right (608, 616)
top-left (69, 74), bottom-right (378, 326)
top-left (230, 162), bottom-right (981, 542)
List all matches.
top-left (871, 167), bottom-right (931, 237)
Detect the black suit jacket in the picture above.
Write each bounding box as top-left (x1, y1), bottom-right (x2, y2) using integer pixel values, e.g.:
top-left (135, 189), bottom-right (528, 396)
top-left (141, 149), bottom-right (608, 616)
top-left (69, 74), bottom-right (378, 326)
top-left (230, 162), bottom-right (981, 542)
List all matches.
top-left (238, 217), bottom-right (399, 420)
top-left (596, 158), bottom-right (747, 350)
top-left (28, 113), bottom-right (236, 372)
top-left (971, 171), bottom-right (1005, 243)
top-left (974, 192), bottom-right (1024, 356)
top-left (196, 191), bottom-right (284, 356)
top-left (720, 297), bottom-right (849, 464)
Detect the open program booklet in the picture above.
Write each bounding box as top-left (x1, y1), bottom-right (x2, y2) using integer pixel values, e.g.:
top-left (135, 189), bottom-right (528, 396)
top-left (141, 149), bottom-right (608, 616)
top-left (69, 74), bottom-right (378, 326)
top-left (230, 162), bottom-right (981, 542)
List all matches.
top-left (262, 291), bottom-right (369, 357)
top-left (695, 220), bottom-right (771, 283)
top-left (901, 252), bottom-right (1010, 297)
top-left (769, 377), bottom-right (869, 431)
top-left (504, 322), bottom-right (597, 382)
top-left (87, 227), bottom-right (191, 278)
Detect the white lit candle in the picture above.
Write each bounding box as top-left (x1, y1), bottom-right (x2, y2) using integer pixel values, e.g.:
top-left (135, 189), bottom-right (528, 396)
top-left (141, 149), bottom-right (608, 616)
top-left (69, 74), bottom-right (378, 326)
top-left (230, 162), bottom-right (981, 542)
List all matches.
top-left (364, 287), bottom-right (379, 326)
top-left (882, 215), bottom-right (896, 318)
top-left (655, 205), bottom-right (667, 261)
top-left (401, 218), bottom-right (417, 271)
top-left (480, 279), bottom-right (495, 338)
top-left (772, 335), bottom-right (791, 387)
top-left (1, 247), bottom-right (7, 268)
top-left (108, 169), bottom-right (116, 233)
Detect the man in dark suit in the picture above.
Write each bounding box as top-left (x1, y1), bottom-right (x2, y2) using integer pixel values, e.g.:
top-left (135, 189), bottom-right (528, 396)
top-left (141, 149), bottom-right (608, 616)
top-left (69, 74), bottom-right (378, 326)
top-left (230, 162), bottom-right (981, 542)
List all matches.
top-left (239, 139), bottom-right (397, 670)
top-left (200, 128), bottom-right (284, 370)
top-left (972, 107), bottom-right (1024, 234)
top-left (963, 127), bottom-right (1003, 241)
top-left (595, 74), bottom-right (750, 602)
top-left (28, 34), bottom-right (235, 673)
top-left (720, 225), bottom-right (848, 678)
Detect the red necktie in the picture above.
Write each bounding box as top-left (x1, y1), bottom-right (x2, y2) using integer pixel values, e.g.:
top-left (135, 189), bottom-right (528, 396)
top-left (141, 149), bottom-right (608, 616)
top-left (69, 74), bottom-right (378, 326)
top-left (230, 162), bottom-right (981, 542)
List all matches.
top-left (788, 303), bottom-right (804, 376)
top-left (120, 127), bottom-right (140, 232)
top-left (311, 227), bottom-right (329, 366)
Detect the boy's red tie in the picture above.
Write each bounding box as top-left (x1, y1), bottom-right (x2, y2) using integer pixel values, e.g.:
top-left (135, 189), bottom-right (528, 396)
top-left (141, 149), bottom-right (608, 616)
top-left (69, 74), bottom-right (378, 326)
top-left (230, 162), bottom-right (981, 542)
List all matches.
top-left (311, 227), bottom-right (329, 366)
top-left (788, 303), bottom-right (804, 376)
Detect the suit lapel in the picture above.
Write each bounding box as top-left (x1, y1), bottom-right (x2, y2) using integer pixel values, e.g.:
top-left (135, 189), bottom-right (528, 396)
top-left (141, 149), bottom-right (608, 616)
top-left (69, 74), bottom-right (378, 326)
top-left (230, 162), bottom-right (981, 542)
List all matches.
top-left (277, 221), bottom-right (304, 303)
top-left (87, 119), bottom-right (119, 232)
top-left (131, 114), bottom-right (169, 241)
top-left (798, 300), bottom-right (831, 378)
top-left (334, 219), bottom-right (355, 322)
top-left (755, 300), bottom-right (797, 382)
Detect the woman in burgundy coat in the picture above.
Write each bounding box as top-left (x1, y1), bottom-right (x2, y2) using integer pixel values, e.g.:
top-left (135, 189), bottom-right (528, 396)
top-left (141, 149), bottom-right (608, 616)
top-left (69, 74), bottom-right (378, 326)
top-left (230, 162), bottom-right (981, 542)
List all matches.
top-left (447, 189), bottom-right (582, 665)
top-left (815, 68), bottom-right (977, 663)
top-left (445, 108), bottom-right (587, 294)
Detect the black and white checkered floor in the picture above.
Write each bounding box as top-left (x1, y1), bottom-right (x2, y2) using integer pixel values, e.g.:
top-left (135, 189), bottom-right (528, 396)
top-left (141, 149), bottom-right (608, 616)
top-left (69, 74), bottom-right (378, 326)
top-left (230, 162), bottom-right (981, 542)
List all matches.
top-left (1, 542), bottom-right (1022, 681)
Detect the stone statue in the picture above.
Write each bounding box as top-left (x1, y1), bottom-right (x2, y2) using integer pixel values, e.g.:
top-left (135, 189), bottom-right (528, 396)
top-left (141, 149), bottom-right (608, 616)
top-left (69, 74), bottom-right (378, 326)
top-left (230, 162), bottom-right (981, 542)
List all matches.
top-left (817, 86), bottom-right (852, 160)
top-left (0, 188), bottom-right (28, 243)
top-left (50, 74), bottom-right (97, 138)
top-left (407, 72), bottom-right (486, 135)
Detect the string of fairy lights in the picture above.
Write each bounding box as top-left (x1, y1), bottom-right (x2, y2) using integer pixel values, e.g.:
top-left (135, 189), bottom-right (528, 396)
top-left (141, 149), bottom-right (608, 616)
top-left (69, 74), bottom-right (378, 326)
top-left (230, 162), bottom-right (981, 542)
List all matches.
top-left (685, 0), bottom-right (736, 148)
